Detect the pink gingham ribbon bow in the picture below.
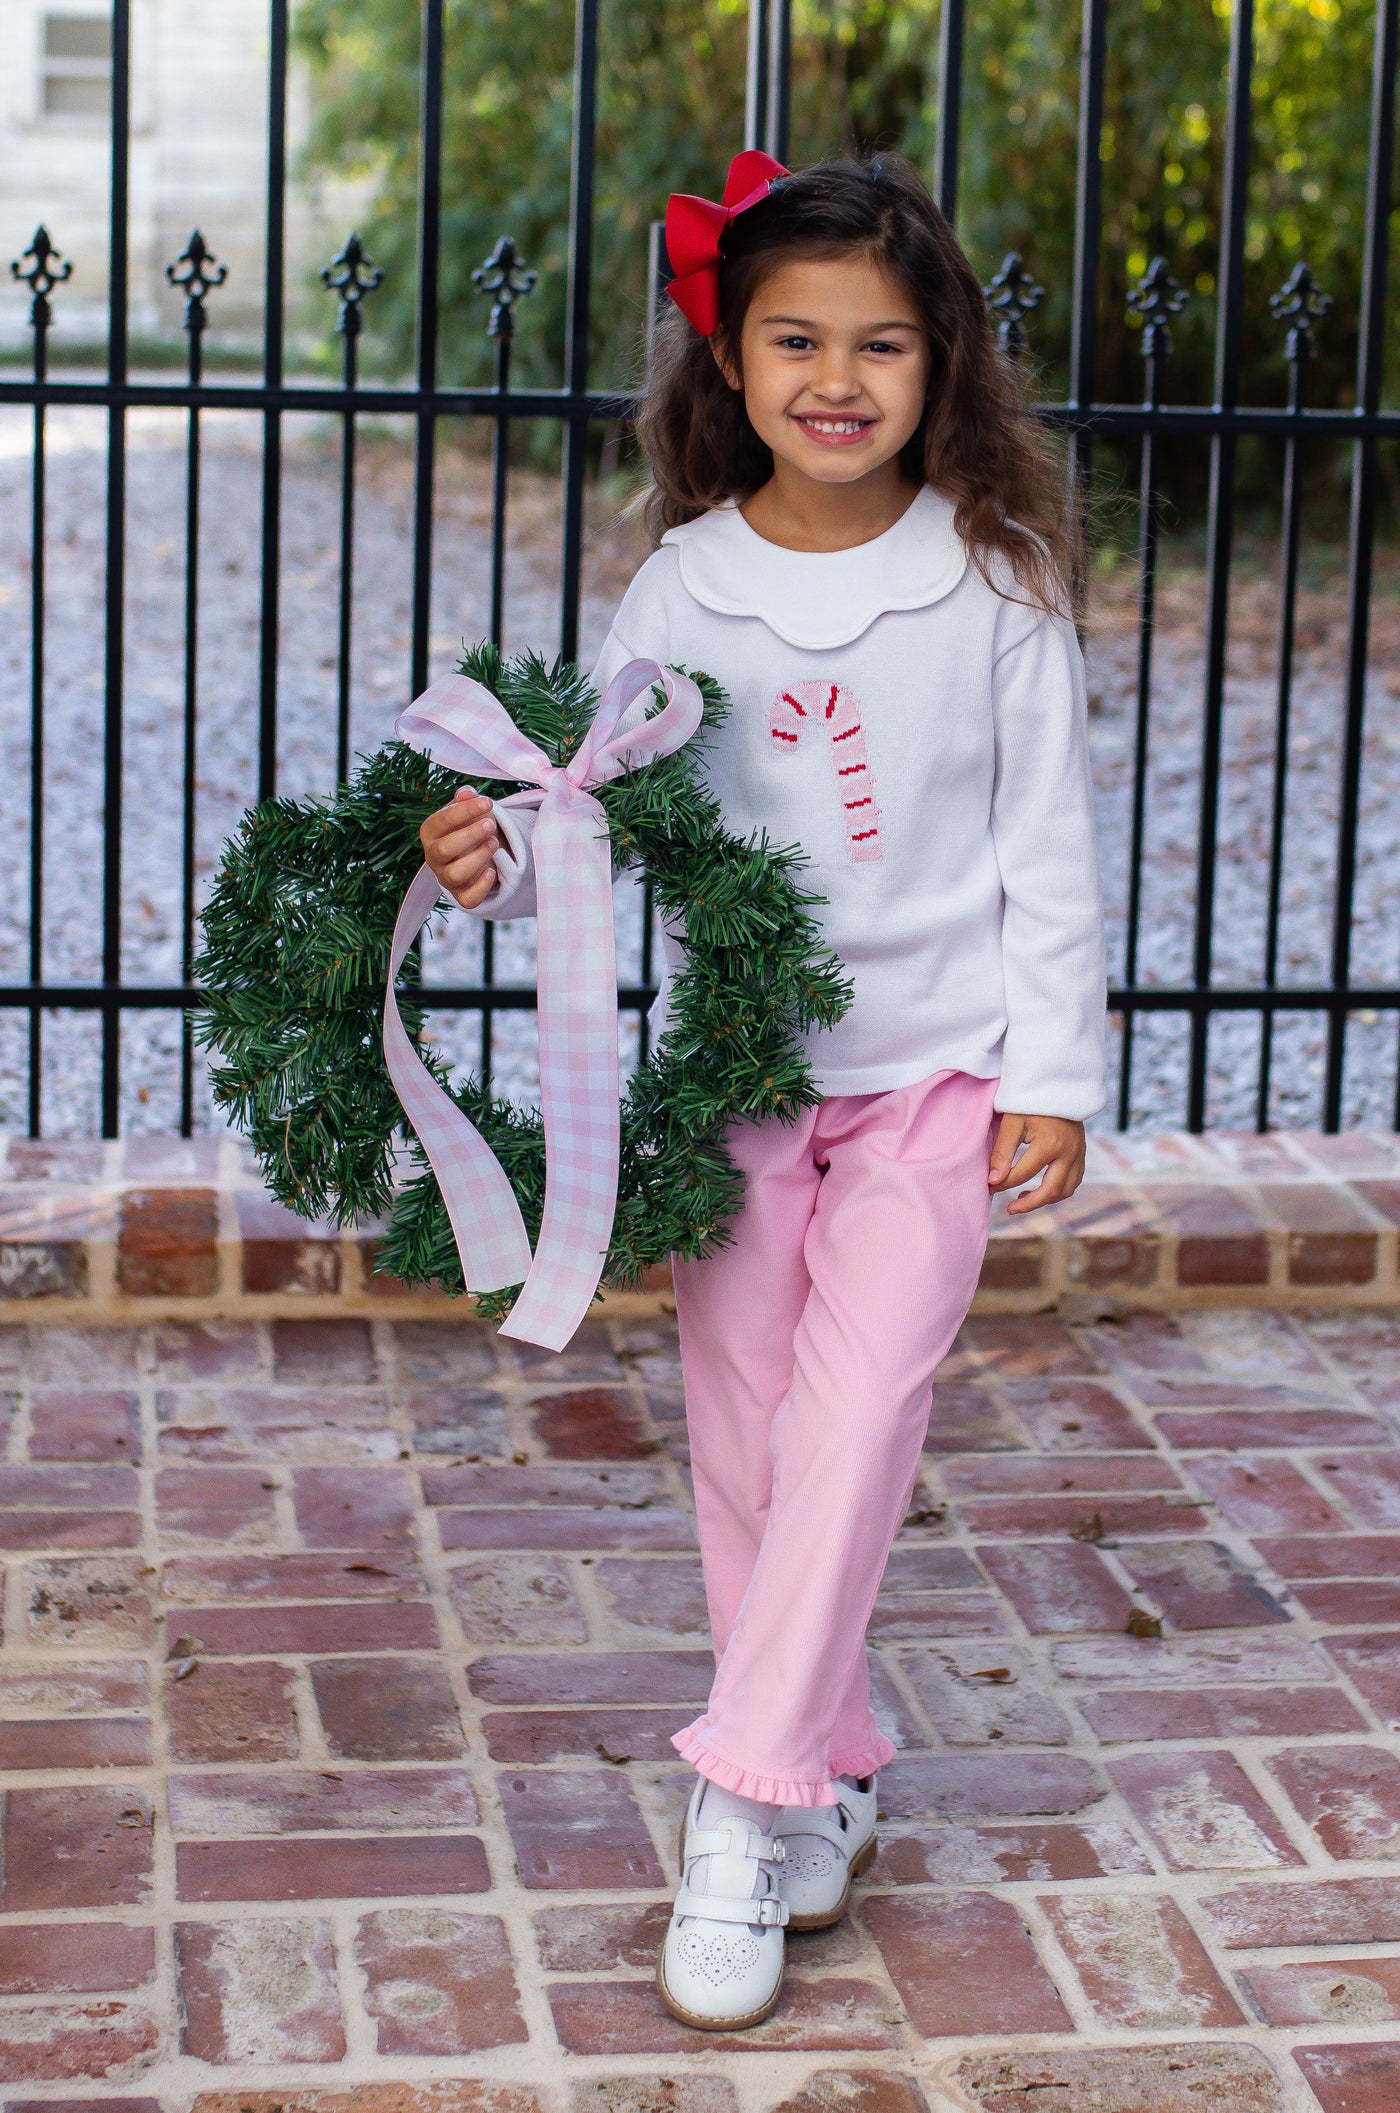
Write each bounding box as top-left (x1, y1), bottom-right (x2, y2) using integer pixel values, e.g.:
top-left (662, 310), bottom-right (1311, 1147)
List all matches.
top-left (384, 658), bottom-right (704, 1352)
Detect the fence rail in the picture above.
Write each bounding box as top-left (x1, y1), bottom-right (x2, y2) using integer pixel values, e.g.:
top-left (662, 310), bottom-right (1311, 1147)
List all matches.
top-left (3, 0), bottom-right (1399, 1136)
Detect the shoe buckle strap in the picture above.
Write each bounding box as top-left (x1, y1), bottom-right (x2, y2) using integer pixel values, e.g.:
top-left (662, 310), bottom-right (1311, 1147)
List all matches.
top-left (686, 1823), bottom-right (785, 1865)
top-left (673, 1887), bottom-right (790, 1929)
top-left (779, 1808), bottom-right (849, 1851)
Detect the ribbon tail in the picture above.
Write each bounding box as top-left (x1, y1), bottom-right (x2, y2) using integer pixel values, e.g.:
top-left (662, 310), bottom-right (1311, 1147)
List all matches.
top-left (499, 800), bottom-right (620, 1352)
top-left (383, 864), bottom-right (534, 1291)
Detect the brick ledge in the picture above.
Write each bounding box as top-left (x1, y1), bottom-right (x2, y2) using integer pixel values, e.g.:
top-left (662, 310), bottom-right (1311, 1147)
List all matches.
top-left (0, 1128), bottom-right (1397, 1323)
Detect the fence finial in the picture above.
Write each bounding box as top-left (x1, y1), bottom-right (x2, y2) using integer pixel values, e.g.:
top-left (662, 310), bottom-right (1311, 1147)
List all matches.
top-left (472, 237), bottom-right (537, 341)
top-left (321, 234), bottom-right (385, 339)
top-left (165, 231), bottom-right (227, 336)
top-left (982, 252), bottom-right (1043, 359)
top-left (1269, 261), bottom-right (1330, 365)
top-left (10, 225), bottom-right (72, 332)
top-left (1127, 256), bottom-right (1187, 362)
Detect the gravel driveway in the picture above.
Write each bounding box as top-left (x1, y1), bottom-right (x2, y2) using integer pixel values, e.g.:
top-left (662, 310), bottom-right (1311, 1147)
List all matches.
top-left (1, 406), bottom-right (1396, 1135)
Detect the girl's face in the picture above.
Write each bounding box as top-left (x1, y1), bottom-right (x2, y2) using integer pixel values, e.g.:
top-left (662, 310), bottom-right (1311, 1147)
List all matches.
top-left (720, 251), bottom-right (931, 491)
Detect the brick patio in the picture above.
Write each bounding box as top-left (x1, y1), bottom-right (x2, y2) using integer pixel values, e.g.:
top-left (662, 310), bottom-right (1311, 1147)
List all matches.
top-left (2, 1301), bottom-right (1400, 2112)
top-left (5, 1131), bottom-right (1400, 1325)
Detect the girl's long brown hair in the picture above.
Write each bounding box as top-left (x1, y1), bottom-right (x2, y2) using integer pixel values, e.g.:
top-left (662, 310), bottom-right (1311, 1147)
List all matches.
top-left (637, 154), bottom-right (1073, 615)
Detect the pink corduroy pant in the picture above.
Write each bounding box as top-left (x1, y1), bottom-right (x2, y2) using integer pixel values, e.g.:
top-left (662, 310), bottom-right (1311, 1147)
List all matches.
top-left (670, 1068), bottom-right (999, 1807)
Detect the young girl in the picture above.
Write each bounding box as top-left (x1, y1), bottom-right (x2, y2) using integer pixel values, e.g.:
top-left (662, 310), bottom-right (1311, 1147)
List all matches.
top-left (421, 151), bottom-right (1106, 2031)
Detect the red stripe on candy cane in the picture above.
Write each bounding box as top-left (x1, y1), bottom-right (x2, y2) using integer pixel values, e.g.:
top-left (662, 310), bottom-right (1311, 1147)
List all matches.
top-left (768, 681), bottom-right (883, 863)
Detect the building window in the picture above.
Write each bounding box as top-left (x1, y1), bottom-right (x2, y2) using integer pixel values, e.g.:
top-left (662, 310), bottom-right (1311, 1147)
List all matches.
top-left (42, 14), bottom-right (112, 117)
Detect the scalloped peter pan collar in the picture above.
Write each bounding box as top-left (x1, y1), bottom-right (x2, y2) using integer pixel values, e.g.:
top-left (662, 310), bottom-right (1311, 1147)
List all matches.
top-left (659, 483), bottom-right (967, 650)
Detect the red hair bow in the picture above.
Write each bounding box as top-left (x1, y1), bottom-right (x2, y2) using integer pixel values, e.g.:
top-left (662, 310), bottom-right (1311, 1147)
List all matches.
top-left (665, 149), bottom-right (789, 336)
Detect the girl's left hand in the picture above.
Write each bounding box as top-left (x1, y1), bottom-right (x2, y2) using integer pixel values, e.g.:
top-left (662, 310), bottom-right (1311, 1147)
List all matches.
top-left (989, 1114), bottom-right (1086, 1215)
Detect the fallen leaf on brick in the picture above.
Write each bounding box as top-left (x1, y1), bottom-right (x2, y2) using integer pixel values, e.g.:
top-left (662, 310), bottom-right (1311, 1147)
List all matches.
top-left (166, 1630), bottom-right (203, 1680)
top-left (595, 1741), bottom-right (633, 1764)
top-left (969, 1667), bottom-right (1014, 1683)
top-left (1124, 1608), bottom-right (1164, 1638)
top-left (343, 1562), bottom-right (393, 1575)
top-left (1070, 1512), bottom-right (1106, 1543)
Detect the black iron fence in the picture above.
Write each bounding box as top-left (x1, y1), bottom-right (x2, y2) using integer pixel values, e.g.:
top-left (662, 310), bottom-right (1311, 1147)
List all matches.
top-left (2, 0), bottom-right (1398, 1136)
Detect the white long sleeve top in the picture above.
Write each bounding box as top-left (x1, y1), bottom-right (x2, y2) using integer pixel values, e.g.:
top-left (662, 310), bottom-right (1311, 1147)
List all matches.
top-left (478, 485), bottom-right (1107, 1119)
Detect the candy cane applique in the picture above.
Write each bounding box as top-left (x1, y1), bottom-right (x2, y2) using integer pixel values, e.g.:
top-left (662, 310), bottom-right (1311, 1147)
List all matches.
top-left (769, 681), bottom-right (884, 863)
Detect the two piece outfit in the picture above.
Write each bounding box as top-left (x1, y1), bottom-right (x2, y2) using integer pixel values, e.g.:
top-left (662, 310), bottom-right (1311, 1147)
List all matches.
top-left (476, 486), bottom-right (1105, 2013)
top-left (481, 485), bottom-right (1106, 1806)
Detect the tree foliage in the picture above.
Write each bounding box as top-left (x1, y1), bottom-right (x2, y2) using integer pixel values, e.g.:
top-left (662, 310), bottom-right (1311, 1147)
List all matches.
top-left (293, 0), bottom-right (1386, 419)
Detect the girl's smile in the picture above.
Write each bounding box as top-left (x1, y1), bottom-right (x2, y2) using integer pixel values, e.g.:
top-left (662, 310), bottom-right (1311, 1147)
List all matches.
top-left (792, 413), bottom-right (878, 446)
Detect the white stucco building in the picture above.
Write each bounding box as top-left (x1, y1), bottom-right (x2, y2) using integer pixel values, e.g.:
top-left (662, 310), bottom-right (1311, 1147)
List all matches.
top-left (1, 0), bottom-right (330, 355)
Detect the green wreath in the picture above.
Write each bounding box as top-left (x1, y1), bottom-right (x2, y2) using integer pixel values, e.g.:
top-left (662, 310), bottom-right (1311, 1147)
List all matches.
top-left (195, 644), bottom-right (851, 1319)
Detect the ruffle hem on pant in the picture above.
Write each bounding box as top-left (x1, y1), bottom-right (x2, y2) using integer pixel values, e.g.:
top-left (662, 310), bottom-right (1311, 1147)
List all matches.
top-left (672, 1720), bottom-right (897, 1808)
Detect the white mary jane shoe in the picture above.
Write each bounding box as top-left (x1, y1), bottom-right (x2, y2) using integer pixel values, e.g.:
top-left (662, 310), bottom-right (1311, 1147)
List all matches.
top-left (657, 1780), bottom-right (789, 2030)
top-left (776, 1775), bottom-right (879, 1930)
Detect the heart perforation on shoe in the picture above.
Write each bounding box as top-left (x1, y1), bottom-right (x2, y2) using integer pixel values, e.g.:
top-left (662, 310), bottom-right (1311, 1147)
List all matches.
top-left (782, 1842), bottom-right (841, 1886)
top-left (675, 1924), bottom-right (763, 1986)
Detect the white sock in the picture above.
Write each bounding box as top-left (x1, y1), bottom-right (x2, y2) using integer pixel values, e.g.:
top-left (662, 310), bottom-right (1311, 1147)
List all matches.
top-left (695, 1777), bottom-right (779, 1836)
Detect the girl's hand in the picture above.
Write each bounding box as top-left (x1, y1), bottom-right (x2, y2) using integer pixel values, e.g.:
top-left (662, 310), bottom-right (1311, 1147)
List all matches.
top-left (419, 789), bottom-right (500, 909)
top-left (989, 1113), bottom-right (1086, 1215)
